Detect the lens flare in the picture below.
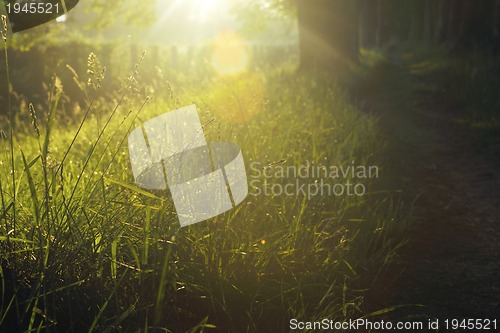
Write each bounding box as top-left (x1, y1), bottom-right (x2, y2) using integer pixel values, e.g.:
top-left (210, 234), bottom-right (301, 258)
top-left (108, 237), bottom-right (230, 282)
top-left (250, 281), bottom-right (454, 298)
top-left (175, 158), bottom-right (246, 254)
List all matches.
top-left (211, 30), bottom-right (250, 76)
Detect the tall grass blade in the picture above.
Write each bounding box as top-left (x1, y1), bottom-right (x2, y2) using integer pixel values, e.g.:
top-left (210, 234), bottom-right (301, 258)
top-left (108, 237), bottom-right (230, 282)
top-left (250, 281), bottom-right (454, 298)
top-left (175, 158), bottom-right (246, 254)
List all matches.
top-left (87, 271), bottom-right (128, 333)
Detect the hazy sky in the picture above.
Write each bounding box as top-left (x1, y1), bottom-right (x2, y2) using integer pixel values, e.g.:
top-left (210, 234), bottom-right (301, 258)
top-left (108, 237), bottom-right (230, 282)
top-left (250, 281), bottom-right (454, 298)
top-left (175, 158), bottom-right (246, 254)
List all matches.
top-left (57, 0), bottom-right (295, 46)
top-left (150, 0), bottom-right (239, 44)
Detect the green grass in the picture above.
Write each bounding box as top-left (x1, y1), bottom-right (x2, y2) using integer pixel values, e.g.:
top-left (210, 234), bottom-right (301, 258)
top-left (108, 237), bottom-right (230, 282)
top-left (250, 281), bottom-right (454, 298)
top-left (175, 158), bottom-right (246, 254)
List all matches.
top-left (0, 42), bottom-right (409, 332)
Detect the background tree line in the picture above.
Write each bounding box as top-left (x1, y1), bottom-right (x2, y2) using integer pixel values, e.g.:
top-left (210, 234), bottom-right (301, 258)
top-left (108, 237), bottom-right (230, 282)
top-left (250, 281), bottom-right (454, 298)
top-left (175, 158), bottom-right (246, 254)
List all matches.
top-left (297, 0), bottom-right (500, 68)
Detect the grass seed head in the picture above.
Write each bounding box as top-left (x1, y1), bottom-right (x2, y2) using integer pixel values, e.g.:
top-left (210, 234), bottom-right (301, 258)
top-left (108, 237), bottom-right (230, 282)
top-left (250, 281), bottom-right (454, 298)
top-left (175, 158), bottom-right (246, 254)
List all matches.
top-left (87, 52), bottom-right (105, 90)
top-left (1, 15), bottom-right (7, 42)
top-left (29, 103), bottom-right (40, 137)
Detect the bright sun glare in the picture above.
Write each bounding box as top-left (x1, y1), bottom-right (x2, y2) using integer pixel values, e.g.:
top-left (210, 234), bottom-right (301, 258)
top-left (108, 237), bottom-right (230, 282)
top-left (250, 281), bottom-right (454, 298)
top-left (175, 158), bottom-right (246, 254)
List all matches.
top-left (191, 0), bottom-right (222, 22)
top-left (154, 0), bottom-right (251, 75)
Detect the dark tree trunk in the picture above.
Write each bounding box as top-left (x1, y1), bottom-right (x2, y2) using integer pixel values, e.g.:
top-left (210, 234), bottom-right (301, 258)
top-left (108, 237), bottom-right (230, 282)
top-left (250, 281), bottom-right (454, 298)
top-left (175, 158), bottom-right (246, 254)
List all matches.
top-left (447, 0), bottom-right (465, 46)
top-left (423, 0), bottom-right (432, 42)
top-left (297, 0), bottom-right (359, 69)
top-left (417, 0), bottom-right (425, 41)
top-left (359, 0), bottom-right (379, 48)
top-left (375, 0), bottom-right (383, 47)
top-left (452, 0), bottom-right (496, 54)
top-left (439, 0), bottom-right (454, 44)
top-left (493, 1), bottom-right (500, 57)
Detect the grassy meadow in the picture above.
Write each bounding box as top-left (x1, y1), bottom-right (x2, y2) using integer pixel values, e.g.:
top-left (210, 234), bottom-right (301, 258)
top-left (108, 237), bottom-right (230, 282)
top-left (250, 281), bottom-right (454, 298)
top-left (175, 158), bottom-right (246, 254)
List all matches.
top-left (0, 37), bottom-right (411, 332)
top-left (2, 0), bottom-right (500, 330)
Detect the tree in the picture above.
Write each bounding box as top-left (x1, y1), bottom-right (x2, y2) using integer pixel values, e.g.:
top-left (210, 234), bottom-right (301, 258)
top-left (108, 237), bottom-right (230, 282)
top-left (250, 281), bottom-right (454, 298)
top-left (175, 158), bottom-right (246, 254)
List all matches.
top-left (451, 0), bottom-right (498, 55)
top-left (296, 0), bottom-right (359, 69)
top-left (81, 0), bottom-right (156, 30)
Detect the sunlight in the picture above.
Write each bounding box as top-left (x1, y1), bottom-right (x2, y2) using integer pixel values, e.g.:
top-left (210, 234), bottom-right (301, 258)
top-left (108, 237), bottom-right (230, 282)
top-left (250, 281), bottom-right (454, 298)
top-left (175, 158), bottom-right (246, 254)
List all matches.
top-left (191, 0), bottom-right (222, 22)
top-left (155, 0), bottom-right (184, 26)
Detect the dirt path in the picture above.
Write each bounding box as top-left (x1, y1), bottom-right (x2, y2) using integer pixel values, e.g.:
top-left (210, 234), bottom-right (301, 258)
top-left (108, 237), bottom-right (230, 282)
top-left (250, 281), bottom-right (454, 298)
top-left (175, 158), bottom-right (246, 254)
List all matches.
top-left (364, 61), bottom-right (500, 330)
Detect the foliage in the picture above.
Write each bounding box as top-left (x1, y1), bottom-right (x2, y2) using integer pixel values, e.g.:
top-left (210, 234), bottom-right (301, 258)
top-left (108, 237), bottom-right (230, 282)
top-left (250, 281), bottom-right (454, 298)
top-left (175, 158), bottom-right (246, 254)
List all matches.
top-left (229, 0), bottom-right (296, 42)
top-left (81, 0), bottom-right (157, 30)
